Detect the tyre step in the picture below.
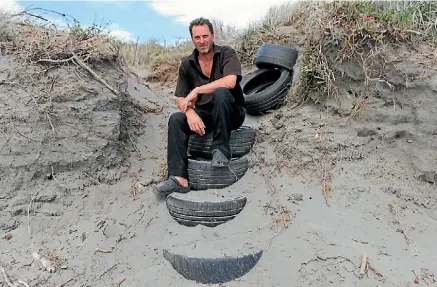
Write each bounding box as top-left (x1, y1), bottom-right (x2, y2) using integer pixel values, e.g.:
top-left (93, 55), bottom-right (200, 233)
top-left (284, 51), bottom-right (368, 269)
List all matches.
top-left (166, 193), bottom-right (247, 228)
top-left (187, 156), bottom-right (249, 190)
top-left (163, 249), bottom-right (263, 284)
top-left (188, 125), bottom-right (256, 159)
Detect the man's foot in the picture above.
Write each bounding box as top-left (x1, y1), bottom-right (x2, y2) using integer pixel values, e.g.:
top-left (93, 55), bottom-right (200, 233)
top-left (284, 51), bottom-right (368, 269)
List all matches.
top-left (153, 175), bottom-right (190, 196)
top-left (211, 149), bottom-right (230, 167)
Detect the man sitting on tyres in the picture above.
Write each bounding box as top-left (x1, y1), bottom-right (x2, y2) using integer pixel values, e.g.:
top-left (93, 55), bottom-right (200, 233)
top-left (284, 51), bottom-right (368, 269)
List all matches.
top-left (153, 17), bottom-right (246, 196)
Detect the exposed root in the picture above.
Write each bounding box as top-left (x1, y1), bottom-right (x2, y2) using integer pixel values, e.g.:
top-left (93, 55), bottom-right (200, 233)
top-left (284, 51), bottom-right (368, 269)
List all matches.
top-left (71, 53), bottom-right (119, 95)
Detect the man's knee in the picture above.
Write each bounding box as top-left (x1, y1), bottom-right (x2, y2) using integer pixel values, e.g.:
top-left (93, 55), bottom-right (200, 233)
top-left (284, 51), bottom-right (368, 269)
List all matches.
top-left (212, 87), bottom-right (233, 104)
top-left (168, 111), bottom-right (186, 127)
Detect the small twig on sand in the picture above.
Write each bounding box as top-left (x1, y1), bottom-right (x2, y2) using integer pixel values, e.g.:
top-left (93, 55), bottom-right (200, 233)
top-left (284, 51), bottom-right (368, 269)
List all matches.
top-left (358, 253), bottom-right (384, 278)
top-left (99, 264), bottom-right (118, 279)
top-left (359, 252), bottom-right (368, 276)
top-left (51, 165), bottom-right (68, 190)
top-left (352, 238), bottom-right (369, 244)
top-left (265, 228), bottom-right (284, 251)
top-left (72, 53), bottom-right (119, 96)
top-left (59, 277), bottom-right (75, 287)
top-left (368, 264), bottom-right (384, 277)
top-left (133, 208), bottom-right (146, 227)
top-left (45, 112), bottom-right (55, 132)
top-left (117, 278), bottom-right (126, 286)
top-left (313, 230), bottom-right (336, 246)
top-left (145, 217), bottom-right (154, 229)
top-left (10, 121), bottom-right (37, 141)
top-left (27, 191), bottom-right (39, 239)
top-left (83, 172), bottom-right (101, 185)
top-left (95, 248), bottom-right (112, 254)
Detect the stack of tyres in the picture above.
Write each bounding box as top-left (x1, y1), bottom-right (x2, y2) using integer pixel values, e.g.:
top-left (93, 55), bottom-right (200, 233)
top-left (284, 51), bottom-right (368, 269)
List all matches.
top-left (162, 43), bottom-right (299, 285)
top-left (185, 125), bottom-right (256, 191)
top-left (163, 127), bottom-right (260, 284)
top-left (165, 125), bottom-right (256, 228)
top-left (240, 43), bottom-right (299, 115)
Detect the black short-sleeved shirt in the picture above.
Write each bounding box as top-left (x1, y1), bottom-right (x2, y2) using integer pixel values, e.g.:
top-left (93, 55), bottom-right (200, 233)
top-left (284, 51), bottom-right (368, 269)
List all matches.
top-left (174, 43), bottom-right (245, 107)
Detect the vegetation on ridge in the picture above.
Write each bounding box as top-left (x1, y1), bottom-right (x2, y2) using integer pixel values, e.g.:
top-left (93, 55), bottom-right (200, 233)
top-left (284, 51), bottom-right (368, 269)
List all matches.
top-left (130, 1), bottom-right (437, 106)
top-left (2, 1), bottom-right (437, 106)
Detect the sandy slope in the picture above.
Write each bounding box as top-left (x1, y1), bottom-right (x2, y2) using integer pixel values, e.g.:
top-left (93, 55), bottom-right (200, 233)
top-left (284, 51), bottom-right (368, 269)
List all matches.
top-left (1, 55), bottom-right (436, 287)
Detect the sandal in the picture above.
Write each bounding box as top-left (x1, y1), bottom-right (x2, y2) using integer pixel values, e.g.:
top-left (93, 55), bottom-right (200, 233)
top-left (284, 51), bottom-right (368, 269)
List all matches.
top-left (153, 176), bottom-right (190, 196)
top-left (211, 149), bottom-right (230, 167)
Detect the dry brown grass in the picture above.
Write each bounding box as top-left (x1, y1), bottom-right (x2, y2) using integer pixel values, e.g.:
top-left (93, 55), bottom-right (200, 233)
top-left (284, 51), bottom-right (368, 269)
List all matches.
top-left (0, 11), bottom-right (119, 66)
top-left (144, 52), bottom-right (187, 87)
top-left (6, 1), bottom-right (437, 107)
top-left (118, 39), bottom-right (193, 67)
top-left (0, 8), bottom-right (127, 67)
top-left (13, 24), bottom-right (118, 62)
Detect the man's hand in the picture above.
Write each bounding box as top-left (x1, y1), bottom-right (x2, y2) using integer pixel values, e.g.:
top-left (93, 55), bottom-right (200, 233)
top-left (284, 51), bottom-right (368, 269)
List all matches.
top-left (176, 89), bottom-right (198, 112)
top-left (186, 109), bottom-right (205, 136)
top-left (185, 89), bottom-right (199, 103)
top-left (176, 97), bottom-right (188, 112)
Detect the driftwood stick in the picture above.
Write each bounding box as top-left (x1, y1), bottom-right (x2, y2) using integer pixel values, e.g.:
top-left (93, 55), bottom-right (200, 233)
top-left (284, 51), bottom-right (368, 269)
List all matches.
top-left (71, 53), bottom-right (119, 96)
top-left (37, 57), bottom-right (74, 63)
top-left (359, 252), bottom-right (368, 275)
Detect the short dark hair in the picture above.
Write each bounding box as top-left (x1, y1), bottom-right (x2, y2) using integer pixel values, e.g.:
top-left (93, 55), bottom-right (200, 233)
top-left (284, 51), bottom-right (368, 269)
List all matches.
top-left (189, 17), bottom-right (214, 36)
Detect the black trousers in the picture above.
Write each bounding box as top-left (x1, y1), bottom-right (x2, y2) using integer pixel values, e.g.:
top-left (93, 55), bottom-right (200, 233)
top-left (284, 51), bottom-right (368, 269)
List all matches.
top-left (167, 87), bottom-right (246, 179)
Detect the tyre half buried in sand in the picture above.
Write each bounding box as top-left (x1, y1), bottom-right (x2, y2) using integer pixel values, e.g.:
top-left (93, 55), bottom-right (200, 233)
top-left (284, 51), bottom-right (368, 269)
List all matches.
top-left (163, 249), bottom-right (263, 284)
top-left (166, 192), bottom-right (247, 227)
top-left (188, 126), bottom-right (256, 159)
top-left (187, 156), bottom-right (249, 190)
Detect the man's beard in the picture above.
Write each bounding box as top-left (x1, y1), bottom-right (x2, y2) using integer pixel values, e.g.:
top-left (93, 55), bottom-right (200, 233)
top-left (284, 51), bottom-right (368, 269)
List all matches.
top-left (197, 44), bottom-right (210, 54)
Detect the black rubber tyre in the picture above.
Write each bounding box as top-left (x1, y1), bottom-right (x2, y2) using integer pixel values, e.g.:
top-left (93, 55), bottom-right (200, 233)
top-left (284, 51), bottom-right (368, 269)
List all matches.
top-left (166, 193), bottom-right (247, 227)
top-left (188, 157), bottom-right (248, 190)
top-left (171, 217), bottom-right (228, 227)
top-left (168, 210), bottom-right (236, 222)
top-left (255, 43), bottom-right (298, 71)
top-left (188, 126), bottom-right (256, 159)
top-left (240, 68), bottom-right (292, 115)
top-left (163, 249), bottom-right (263, 284)
top-left (167, 193), bottom-right (247, 213)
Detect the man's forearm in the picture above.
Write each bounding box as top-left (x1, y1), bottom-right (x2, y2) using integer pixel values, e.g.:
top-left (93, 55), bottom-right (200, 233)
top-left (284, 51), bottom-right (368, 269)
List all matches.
top-left (195, 75), bottom-right (237, 94)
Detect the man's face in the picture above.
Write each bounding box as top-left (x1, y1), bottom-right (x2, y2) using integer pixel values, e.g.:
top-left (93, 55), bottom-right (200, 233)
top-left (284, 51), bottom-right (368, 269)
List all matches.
top-left (191, 24), bottom-right (215, 54)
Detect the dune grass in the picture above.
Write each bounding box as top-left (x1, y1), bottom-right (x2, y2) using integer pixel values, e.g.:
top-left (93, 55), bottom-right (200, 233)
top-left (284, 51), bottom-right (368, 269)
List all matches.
top-left (4, 1), bottom-right (437, 104)
top-left (288, 1), bottom-right (437, 104)
top-left (125, 1), bottom-right (437, 105)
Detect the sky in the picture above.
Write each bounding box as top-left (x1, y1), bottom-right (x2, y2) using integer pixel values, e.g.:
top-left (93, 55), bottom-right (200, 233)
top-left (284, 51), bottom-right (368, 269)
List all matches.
top-left (0, 0), bottom-right (293, 43)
